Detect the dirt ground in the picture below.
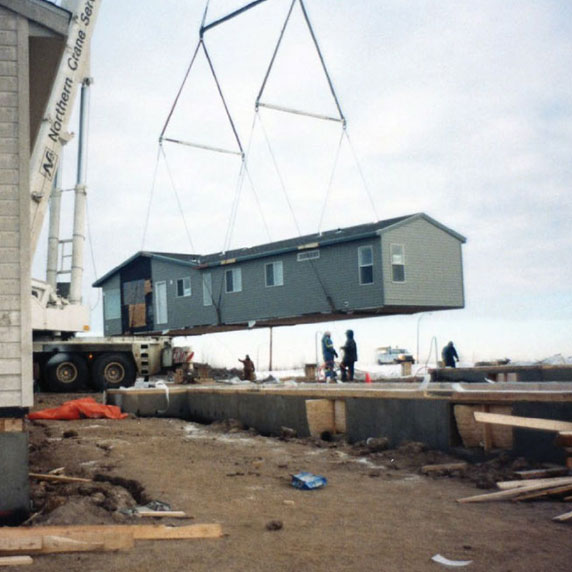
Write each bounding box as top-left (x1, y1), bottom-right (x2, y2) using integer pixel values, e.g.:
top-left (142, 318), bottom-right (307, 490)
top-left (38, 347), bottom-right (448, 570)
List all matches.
top-left (13, 392), bottom-right (572, 571)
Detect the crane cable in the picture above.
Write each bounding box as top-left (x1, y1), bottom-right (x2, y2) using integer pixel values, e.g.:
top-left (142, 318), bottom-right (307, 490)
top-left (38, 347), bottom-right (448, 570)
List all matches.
top-left (140, 144), bottom-right (163, 251)
top-left (257, 109), bottom-right (336, 312)
top-left (317, 126), bottom-right (345, 234)
top-left (159, 145), bottom-right (195, 252)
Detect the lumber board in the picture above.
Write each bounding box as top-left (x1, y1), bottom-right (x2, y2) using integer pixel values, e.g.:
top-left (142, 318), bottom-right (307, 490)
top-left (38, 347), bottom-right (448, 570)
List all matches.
top-left (42, 535), bottom-right (104, 553)
top-left (555, 431), bottom-right (572, 447)
top-left (514, 467), bottom-right (569, 479)
top-left (421, 462), bottom-right (468, 473)
top-left (496, 476), bottom-right (572, 491)
top-left (554, 510), bottom-right (572, 521)
top-left (458, 478), bottom-right (572, 503)
top-left (0, 419), bottom-right (24, 432)
top-left (29, 473), bottom-right (92, 484)
top-left (0, 556), bottom-right (33, 566)
top-left (137, 511), bottom-right (187, 518)
top-left (0, 532), bottom-right (133, 555)
top-left (512, 483), bottom-right (572, 502)
top-left (474, 411), bottom-right (572, 432)
top-left (0, 537), bottom-right (42, 553)
top-left (0, 523), bottom-right (223, 541)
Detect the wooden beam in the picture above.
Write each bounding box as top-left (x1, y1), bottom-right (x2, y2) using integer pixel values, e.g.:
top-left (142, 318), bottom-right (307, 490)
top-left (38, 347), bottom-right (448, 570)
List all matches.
top-left (512, 483), bottom-right (572, 502)
top-left (29, 473), bottom-right (92, 484)
top-left (0, 556), bottom-right (33, 567)
top-left (481, 405), bottom-right (493, 451)
top-left (555, 431), bottom-right (572, 447)
top-left (458, 478), bottom-right (572, 503)
top-left (514, 467), bottom-right (569, 479)
top-left (496, 477), bottom-right (572, 491)
top-left (420, 462), bottom-right (468, 474)
top-left (553, 510), bottom-right (572, 522)
top-left (0, 523), bottom-right (223, 541)
top-left (0, 419), bottom-right (24, 432)
top-left (0, 532), bottom-right (134, 555)
top-left (137, 511), bottom-right (187, 519)
top-left (474, 412), bottom-right (572, 432)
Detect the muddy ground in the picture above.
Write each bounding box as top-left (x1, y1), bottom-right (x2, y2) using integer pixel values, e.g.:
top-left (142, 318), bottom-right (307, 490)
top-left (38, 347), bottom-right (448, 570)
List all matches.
top-left (13, 392), bottom-right (572, 571)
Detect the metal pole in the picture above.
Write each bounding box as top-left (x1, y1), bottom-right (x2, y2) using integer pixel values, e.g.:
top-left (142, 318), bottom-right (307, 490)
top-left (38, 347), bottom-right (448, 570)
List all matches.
top-left (416, 312), bottom-right (431, 364)
top-left (268, 327), bottom-right (273, 371)
top-left (46, 169), bottom-right (62, 291)
top-left (69, 78), bottom-right (91, 304)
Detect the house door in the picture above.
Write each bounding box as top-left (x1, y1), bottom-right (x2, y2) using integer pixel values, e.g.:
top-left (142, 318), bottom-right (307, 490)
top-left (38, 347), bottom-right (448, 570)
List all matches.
top-left (155, 281), bottom-right (168, 325)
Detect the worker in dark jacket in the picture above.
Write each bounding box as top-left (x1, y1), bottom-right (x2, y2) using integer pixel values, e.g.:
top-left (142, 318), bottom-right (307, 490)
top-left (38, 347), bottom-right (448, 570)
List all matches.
top-left (321, 331), bottom-right (338, 382)
top-left (239, 354), bottom-right (255, 381)
top-left (441, 341), bottom-right (459, 368)
top-left (340, 329), bottom-right (358, 381)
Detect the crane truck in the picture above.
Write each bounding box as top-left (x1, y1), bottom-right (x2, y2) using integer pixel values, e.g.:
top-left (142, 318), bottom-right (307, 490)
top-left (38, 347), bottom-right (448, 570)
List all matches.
top-left (28, 0), bottom-right (192, 392)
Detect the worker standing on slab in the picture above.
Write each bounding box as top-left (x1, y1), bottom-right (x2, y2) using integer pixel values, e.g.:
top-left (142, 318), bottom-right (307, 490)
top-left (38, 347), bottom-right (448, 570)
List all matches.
top-left (442, 341), bottom-right (459, 368)
top-left (239, 355), bottom-right (256, 381)
top-left (340, 330), bottom-right (358, 381)
top-left (321, 332), bottom-right (338, 382)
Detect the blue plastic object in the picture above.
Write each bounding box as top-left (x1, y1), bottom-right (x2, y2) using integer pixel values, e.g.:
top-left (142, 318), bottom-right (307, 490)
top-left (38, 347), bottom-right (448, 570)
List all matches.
top-left (291, 472), bottom-right (327, 490)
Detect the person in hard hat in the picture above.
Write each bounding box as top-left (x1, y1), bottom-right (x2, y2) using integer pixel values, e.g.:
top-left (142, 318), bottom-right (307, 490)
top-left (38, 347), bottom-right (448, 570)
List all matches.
top-left (340, 329), bottom-right (358, 381)
top-left (321, 331), bottom-right (338, 382)
top-left (441, 341), bottom-right (459, 368)
top-left (239, 354), bottom-right (255, 381)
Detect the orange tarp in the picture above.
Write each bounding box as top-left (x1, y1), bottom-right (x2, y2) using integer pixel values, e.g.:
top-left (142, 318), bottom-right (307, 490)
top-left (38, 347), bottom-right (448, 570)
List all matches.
top-left (28, 398), bottom-right (128, 420)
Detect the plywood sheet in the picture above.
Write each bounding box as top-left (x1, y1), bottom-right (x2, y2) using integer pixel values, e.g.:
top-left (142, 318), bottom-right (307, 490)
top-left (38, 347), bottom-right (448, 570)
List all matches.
top-left (454, 405), bottom-right (513, 448)
top-left (306, 399), bottom-right (335, 437)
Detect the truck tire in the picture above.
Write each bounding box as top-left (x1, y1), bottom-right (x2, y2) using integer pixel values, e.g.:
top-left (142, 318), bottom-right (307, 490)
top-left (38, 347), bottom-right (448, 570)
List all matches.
top-left (91, 353), bottom-right (136, 390)
top-left (45, 353), bottom-right (88, 392)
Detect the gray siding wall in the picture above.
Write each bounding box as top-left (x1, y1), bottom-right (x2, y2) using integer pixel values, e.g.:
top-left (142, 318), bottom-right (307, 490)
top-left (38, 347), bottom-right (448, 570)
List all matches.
top-left (0, 8), bottom-right (32, 407)
top-left (151, 237), bottom-right (386, 329)
top-left (382, 218), bottom-right (464, 307)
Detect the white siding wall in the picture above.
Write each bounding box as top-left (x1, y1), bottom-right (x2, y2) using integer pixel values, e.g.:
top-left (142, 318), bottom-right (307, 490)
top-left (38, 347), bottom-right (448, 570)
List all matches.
top-left (0, 7), bottom-right (32, 407)
top-left (382, 218), bottom-right (465, 307)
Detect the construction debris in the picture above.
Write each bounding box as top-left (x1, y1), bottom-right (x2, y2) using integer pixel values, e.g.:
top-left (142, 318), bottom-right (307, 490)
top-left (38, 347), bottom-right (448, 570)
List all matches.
top-left (0, 524), bottom-right (223, 556)
top-left (457, 476), bottom-right (572, 503)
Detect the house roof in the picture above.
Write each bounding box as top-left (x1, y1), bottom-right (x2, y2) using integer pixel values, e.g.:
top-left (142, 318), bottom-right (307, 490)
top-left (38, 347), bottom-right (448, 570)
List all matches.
top-left (93, 213), bottom-right (466, 287)
top-left (0, 0), bottom-right (71, 35)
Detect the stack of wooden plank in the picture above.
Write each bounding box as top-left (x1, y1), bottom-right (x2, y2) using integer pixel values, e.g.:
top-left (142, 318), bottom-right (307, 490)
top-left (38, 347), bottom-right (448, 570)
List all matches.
top-left (456, 469), bottom-right (572, 522)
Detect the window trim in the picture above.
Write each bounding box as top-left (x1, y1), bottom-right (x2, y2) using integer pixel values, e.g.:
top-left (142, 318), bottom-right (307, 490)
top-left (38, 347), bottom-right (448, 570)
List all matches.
top-left (265, 260), bottom-right (284, 288)
top-left (176, 276), bottom-right (191, 297)
top-left (358, 245), bottom-right (374, 285)
top-left (225, 267), bottom-right (242, 293)
top-left (390, 243), bottom-right (406, 283)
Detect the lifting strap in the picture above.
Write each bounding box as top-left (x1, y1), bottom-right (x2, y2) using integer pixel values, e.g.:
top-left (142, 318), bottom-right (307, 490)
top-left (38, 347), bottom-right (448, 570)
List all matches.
top-left (255, 0), bottom-right (346, 126)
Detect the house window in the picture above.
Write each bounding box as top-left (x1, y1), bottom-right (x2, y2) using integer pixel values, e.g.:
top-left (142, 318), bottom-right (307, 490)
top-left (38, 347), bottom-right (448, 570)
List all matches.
top-left (225, 268), bottom-right (242, 293)
top-left (297, 249), bottom-right (320, 262)
top-left (176, 277), bottom-right (191, 297)
top-left (265, 261), bottom-right (283, 287)
top-left (391, 244), bottom-right (405, 282)
top-left (202, 273), bottom-right (212, 306)
top-left (358, 245), bottom-right (373, 285)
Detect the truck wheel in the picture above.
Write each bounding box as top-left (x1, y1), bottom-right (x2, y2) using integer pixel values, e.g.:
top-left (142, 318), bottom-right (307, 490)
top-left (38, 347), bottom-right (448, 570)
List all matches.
top-left (45, 353), bottom-right (88, 392)
top-left (91, 353), bottom-right (136, 391)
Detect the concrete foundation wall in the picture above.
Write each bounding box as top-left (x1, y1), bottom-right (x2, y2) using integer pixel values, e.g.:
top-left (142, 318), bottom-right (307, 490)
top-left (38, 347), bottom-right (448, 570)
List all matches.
top-left (345, 398), bottom-right (453, 449)
top-left (513, 402), bottom-right (572, 463)
top-left (0, 432), bottom-right (29, 524)
top-left (187, 393), bottom-right (311, 436)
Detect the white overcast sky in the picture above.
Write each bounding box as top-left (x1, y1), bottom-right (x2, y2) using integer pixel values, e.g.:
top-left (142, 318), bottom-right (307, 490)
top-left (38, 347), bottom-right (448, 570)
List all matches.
top-left (40, 0), bottom-right (572, 368)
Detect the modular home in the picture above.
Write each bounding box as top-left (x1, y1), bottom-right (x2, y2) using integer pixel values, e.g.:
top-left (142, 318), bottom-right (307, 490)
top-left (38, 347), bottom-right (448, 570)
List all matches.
top-left (93, 213), bottom-right (466, 336)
